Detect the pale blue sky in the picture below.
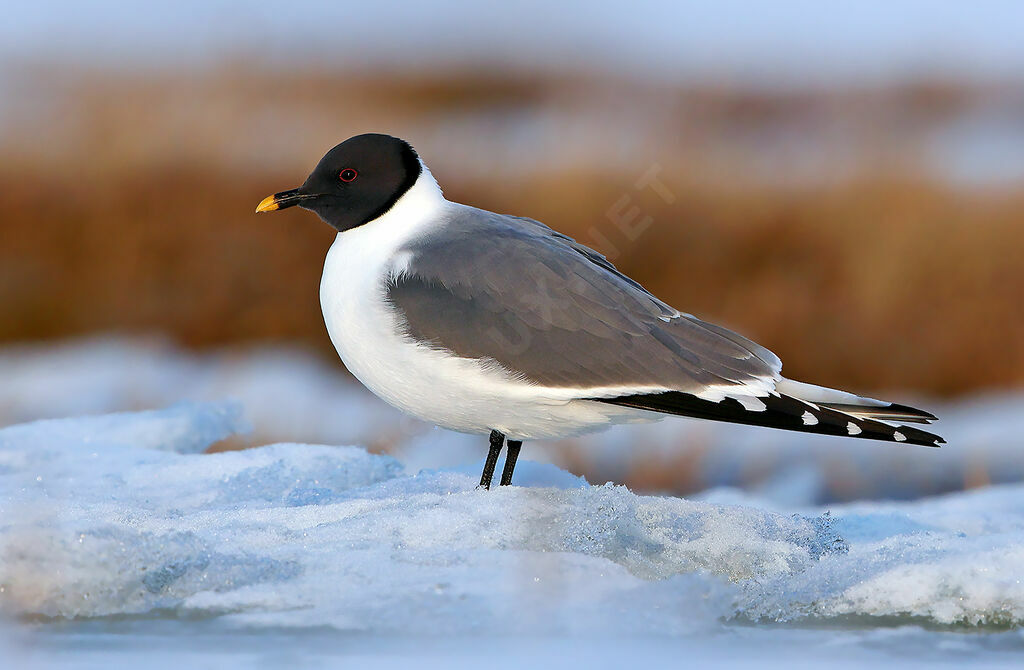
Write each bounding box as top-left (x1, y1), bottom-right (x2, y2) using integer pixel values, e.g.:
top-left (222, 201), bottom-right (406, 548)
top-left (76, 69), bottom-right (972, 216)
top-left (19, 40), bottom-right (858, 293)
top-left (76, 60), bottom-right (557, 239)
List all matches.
top-left (4, 1), bottom-right (1024, 83)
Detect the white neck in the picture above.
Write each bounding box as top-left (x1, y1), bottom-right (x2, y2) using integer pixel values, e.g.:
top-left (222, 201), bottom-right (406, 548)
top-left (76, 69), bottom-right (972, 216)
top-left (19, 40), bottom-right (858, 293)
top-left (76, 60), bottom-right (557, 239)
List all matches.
top-left (327, 160), bottom-right (448, 272)
top-left (371, 160), bottom-right (446, 230)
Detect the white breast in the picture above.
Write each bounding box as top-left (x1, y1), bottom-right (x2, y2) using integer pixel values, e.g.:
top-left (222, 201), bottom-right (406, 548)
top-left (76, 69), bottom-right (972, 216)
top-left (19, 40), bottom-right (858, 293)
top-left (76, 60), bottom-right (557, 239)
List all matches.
top-left (317, 171), bottom-right (652, 440)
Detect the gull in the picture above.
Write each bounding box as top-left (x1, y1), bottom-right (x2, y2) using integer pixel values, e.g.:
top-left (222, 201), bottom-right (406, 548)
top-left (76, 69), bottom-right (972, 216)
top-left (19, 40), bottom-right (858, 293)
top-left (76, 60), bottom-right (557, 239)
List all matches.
top-left (257, 133), bottom-right (942, 488)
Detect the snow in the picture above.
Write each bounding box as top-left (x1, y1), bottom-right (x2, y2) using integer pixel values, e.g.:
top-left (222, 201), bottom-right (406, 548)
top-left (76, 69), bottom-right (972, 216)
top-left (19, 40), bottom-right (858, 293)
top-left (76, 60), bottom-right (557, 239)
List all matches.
top-left (2, 401), bottom-right (1024, 634)
top-left (0, 337), bottom-right (402, 449)
top-left (2, 337), bottom-right (1022, 505)
top-left (2, 339), bottom-right (1024, 665)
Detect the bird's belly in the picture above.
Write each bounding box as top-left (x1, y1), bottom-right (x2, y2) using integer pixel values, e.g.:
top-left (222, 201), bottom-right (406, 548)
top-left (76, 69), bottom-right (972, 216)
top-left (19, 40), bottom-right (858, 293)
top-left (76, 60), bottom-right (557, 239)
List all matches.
top-left (318, 235), bottom-right (652, 440)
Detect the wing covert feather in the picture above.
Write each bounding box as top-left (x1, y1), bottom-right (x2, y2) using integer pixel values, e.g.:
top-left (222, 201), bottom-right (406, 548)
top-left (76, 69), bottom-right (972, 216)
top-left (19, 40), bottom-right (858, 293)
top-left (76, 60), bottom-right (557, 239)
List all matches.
top-left (385, 206), bottom-right (781, 392)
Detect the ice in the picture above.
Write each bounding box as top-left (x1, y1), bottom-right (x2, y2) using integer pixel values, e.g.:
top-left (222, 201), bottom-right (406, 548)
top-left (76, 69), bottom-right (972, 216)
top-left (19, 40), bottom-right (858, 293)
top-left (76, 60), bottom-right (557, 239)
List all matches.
top-left (739, 485), bottom-right (1024, 626)
top-left (0, 401), bottom-right (245, 455)
top-left (2, 401), bottom-right (1024, 639)
top-left (0, 336), bottom-right (405, 449)
top-left (2, 337), bottom-right (1022, 505)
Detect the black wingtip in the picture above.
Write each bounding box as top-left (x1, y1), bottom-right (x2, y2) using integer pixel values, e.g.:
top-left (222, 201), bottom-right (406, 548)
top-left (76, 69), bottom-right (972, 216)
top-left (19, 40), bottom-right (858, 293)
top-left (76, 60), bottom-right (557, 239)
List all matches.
top-left (817, 400), bottom-right (939, 424)
top-left (886, 401), bottom-right (939, 423)
top-left (595, 391), bottom-right (945, 448)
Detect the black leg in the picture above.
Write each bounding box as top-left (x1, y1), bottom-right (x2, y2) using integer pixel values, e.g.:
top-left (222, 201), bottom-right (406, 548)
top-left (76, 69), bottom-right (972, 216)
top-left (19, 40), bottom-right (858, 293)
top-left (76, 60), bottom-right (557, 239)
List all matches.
top-left (479, 430), bottom-right (505, 489)
top-left (499, 440), bottom-right (522, 486)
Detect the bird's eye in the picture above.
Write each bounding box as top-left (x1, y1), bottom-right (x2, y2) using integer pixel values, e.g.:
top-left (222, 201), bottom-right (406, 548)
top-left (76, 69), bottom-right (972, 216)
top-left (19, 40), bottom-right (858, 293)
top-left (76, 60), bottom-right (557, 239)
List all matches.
top-left (339, 168), bottom-right (358, 182)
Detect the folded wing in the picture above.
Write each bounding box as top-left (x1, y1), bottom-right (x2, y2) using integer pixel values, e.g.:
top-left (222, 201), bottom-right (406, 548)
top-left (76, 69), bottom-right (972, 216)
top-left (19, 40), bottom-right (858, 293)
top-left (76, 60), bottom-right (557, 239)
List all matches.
top-left (385, 205), bottom-right (942, 447)
top-left (385, 206), bottom-right (780, 395)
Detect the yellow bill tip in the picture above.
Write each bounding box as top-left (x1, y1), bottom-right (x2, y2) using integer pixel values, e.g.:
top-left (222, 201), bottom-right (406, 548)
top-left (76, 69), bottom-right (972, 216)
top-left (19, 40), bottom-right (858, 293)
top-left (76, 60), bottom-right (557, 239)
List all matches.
top-left (255, 194), bottom-right (280, 213)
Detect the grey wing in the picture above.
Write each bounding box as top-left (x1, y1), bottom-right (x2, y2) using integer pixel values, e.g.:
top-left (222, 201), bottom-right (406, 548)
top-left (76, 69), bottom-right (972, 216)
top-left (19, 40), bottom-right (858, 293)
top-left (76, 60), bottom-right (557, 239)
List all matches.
top-left (385, 207), bottom-right (781, 394)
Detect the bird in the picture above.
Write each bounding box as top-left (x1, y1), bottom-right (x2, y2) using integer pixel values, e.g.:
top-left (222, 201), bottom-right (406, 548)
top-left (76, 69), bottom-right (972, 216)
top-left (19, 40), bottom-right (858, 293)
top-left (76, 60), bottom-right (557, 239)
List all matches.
top-left (256, 133), bottom-right (943, 489)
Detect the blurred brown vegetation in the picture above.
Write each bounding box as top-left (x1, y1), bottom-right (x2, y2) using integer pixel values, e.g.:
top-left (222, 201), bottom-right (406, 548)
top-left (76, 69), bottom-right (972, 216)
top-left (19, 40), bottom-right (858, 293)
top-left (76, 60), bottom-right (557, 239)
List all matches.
top-left (2, 65), bottom-right (1022, 397)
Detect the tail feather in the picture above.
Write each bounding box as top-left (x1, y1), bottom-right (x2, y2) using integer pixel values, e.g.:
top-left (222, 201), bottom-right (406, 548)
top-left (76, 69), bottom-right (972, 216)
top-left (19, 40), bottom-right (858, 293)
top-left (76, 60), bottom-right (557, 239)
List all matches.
top-left (777, 377), bottom-right (939, 425)
top-left (818, 402), bottom-right (937, 424)
top-left (594, 390), bottom-right (944, 447)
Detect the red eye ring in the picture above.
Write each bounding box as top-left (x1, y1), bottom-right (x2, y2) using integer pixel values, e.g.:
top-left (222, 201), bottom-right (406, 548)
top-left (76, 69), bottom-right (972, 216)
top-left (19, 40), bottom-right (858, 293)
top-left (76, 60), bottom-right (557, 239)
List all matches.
top-left (339, 168), bottom-right (358, 182)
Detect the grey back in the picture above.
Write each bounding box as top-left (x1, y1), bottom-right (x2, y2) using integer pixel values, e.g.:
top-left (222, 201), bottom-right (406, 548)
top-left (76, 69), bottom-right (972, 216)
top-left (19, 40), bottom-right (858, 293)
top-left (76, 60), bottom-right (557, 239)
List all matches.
top-left (385, 205), bottom-right (781, 392)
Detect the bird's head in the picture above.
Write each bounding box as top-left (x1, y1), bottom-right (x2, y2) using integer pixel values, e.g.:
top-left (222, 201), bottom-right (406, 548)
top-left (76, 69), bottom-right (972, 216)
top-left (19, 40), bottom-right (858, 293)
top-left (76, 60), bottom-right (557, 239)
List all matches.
top-left (256, 133), bottom-right (422, 232)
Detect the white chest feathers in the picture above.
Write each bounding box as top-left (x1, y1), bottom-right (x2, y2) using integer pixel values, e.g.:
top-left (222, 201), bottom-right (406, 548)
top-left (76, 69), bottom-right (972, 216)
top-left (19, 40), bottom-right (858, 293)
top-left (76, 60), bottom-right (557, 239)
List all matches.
top-left (316, 172), bottom-right (647, 440)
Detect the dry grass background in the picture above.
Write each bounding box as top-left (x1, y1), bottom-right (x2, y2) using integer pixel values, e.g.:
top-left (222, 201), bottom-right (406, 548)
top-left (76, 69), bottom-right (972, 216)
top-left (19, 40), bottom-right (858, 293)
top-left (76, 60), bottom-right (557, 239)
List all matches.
top-left (2, 65), bottom-right (1022, 398)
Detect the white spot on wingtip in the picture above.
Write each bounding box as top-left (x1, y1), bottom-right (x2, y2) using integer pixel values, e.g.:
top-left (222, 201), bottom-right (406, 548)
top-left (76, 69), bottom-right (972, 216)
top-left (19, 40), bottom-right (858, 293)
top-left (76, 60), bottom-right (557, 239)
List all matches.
top-left (847, 421), bottom-right (862, 435)
top-left (801, 411), bottom-right (818, 426)
top-left (697, 379), bottom-right (775, 404)
top-left (733, 395), bottom-right (767, 412)
top-left (894, 431), bottom-right (907, 442)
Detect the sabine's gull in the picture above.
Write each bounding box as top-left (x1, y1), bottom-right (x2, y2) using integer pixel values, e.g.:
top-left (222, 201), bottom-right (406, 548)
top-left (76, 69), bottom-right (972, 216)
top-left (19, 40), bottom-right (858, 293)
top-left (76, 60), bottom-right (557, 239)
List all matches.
top-left (257, 134), bottom-right (942, 488)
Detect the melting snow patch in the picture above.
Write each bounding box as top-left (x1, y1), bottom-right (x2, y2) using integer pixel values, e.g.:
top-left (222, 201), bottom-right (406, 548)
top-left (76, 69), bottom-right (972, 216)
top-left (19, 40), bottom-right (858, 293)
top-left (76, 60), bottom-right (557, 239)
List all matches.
top-left (1, 402), bottom-right (1023, 633)
top-left (4, 338), bottom-right (1024, 506)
